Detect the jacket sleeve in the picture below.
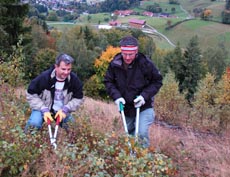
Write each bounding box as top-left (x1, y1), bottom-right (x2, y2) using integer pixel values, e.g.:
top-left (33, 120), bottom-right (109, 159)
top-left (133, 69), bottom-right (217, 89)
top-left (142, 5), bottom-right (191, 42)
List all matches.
top-left (104, 64), bottom-right (122, 101)
top-left (63, 74), bottom-right (84, 112)
top-left (140, 60), bottom-right (163, 102)
top-left (26, 75), bottom-right (50, 111)
top-left (26, 91), bottom-right (49, 111)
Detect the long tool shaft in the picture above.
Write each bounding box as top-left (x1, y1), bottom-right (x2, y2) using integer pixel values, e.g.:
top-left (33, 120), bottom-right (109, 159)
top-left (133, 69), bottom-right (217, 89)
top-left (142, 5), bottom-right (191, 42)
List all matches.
top-left (135, 107), bottom-right (140, 143)
top-left (119, 103), bottom-right (135, 157)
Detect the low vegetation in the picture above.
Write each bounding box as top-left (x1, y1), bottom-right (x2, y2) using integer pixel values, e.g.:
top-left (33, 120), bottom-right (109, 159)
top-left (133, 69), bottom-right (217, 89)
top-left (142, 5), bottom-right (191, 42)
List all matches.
top-left (0, 84), bottom-right (176, 176)
top-left (1, 82), bottom-right (230, 176)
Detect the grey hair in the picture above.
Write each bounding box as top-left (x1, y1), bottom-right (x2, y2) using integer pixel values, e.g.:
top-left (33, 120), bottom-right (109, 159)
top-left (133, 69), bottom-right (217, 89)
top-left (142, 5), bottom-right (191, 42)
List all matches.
top-left (55, 53), bottom-right (74, 66)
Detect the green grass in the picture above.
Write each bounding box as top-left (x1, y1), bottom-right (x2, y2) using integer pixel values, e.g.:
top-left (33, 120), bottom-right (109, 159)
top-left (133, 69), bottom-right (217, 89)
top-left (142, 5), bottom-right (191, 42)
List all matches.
top-left (182, 19), bottom-right (211, 30)
top-left (164, 19), bottom-right (230, 51)
top-left (47, 21), bottom-right (76, 31)
top-left (140, 0), bottom-right (187, 18)
top-left (77, 13), bottom-right (111, 24)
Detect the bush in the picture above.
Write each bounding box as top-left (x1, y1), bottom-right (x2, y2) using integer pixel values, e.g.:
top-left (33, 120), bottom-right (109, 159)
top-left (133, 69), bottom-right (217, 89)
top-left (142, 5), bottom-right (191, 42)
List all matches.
top-left (155, 70), bottom-right (188, 126)
top-left (84, 46), bottom-right (120, 99)
top-left (0, 83), bottom-right (176, 176)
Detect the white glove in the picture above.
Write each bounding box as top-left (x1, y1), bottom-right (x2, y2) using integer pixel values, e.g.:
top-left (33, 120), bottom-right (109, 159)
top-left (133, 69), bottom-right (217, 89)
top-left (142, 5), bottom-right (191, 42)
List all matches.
top-left (134, 95), bottom-right (145, 108)
top-left (115, 97), bottom-right (126, 111)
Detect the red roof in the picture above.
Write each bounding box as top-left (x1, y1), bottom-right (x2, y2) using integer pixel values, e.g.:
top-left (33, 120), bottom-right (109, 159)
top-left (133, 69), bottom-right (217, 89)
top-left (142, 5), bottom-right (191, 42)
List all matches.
top-left (128, 19), bottom-right (146, 25)
top-left (109, 21), bottom-right (121, 26)
top-left (143, 11), bottom-right (154, 17)
top-left (114, 10), bottom-right (134, 16)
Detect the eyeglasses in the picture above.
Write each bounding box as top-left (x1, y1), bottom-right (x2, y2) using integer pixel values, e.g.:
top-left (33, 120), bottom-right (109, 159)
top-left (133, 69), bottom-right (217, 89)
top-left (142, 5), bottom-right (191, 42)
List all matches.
top-left (121, 53), bottom-right (136, 57)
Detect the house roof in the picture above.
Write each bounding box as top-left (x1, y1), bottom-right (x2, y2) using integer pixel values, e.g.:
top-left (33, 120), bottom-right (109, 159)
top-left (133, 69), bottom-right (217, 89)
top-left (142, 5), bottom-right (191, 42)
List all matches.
top-left (114, 10), bottom-right (134, 16)
top-left (143, 11), bottom-right (154, 16)
top-left (128, 19), bottom-right (146, 25)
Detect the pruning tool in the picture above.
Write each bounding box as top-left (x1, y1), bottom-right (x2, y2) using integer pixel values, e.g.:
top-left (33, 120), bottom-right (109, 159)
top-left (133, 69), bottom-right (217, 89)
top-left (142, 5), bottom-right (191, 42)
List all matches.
top-left (119, 103), bottom-right (140, 157)
top-left (47, 116), bottom-right (60, 150)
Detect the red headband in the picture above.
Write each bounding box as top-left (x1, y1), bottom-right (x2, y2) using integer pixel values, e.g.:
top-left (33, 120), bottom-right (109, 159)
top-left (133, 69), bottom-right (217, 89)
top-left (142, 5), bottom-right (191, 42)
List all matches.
top-left (121, 45), bottom-right (138, 51)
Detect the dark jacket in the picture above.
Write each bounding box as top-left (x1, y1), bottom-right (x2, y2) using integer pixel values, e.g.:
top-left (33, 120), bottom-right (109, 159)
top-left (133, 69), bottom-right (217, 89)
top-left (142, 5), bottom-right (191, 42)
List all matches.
top-left (104, 52), bottom-right (163, 117)
top-left (26, 66), bottom-right (83, 113)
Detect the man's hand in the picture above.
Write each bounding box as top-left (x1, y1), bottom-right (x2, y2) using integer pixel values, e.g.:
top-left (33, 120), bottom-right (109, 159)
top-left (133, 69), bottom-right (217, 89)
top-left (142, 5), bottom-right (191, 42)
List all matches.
top-left (134, 95), bottom-right (145, 108)
top-left (115, 97), bottom-right (126, 111)
top-left (55, 109), bottom-right (67, 122)
top-left (44, 112), bottom-right (54, 123)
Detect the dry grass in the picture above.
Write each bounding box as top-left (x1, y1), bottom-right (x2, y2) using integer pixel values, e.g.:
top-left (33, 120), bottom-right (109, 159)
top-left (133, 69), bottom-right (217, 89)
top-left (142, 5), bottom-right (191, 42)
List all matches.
top-left (80, 97), bottom-right (230, 177)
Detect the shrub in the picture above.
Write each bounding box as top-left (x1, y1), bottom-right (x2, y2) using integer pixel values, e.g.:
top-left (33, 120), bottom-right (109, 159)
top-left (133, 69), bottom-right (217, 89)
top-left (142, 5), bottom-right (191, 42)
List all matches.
top-left (155, 70), bottom-right (188, 126)
top-left (0, 37), bottom-right (25, 87)
top-left (0, 83), bottom-right (176, 176)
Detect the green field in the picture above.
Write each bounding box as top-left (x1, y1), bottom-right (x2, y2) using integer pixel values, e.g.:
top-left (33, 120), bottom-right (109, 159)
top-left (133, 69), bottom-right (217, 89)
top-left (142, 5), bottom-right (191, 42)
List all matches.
top-left (164, 19), bottom-right (230, 51)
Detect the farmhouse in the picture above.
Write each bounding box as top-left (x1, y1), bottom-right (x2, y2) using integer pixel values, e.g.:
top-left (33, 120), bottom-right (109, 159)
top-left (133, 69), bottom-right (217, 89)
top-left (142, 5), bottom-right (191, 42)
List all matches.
top-left (109, 20), bottom-right (121, 26)
top-left (129, 19), bottom-right (146, 28)
top-left (114, 10), bottom-right (134, 16)
top-left (142, 11), bottom-right (155, 17)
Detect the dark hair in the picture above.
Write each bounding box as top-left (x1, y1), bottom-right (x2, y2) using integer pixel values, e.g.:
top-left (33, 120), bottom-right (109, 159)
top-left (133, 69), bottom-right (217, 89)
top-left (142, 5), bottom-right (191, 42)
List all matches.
top-left (55, 53), bottom-right (74, 66)
top-left (119, 36), bottom-right (138, 46)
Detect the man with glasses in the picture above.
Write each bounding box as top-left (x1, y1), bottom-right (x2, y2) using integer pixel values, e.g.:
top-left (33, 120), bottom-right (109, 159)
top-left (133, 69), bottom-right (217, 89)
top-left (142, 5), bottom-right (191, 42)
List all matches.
top-left (25, 53), bottom-right (83, 132)
top-left (104, 36), bottom-right (163, 148)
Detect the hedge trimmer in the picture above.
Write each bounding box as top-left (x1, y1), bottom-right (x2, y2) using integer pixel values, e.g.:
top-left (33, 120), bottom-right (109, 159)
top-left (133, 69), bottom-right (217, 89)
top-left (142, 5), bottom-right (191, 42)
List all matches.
top-left (47, 116), bottom-right (60, 150)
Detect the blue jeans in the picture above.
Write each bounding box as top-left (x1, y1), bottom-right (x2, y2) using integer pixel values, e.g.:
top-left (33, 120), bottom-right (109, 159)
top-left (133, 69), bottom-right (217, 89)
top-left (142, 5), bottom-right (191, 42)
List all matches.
top-left (24, 110), bottom-right (72, 131)
top-left (125, 108), bottom-right (155, 148)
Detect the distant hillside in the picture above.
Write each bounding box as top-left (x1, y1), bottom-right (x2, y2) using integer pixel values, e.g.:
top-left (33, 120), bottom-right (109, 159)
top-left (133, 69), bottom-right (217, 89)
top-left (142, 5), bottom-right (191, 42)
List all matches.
top-left (179, 0), bottom-right (225, 20)
top-left (163, 19), bottom-right (230, 52)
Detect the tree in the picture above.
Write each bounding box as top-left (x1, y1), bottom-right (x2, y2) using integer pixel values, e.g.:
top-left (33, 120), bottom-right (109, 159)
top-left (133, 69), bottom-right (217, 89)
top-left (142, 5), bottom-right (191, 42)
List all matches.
top-left (32, 48), bottom-right (57, 78)
top-left (47, 11), bottom-right (58, 21)
top-left (169, 0), bottom-right (179, 5)
top-left (56, 26), bottom-right (98, 81)
top-left (193, 73), bottom-right (217, 107)
top-left (155, 70), bottom-right (187, 125)
top-left (138, 36), bottom-right (155, 58)
top-left (203, 46), bottom-right (227, 80)
top-left (164, 42), bottom-right (185, 87)
top-left (179, 36), bottom-right (205, 102)
top-left (222, 0), bottom-right (230, 24)
top-left (215, 68), bottom-right (230, 131)
top-left (84, 46), bottom-right (121, 99)
top-left (0, 0), bottom-right (29, 56)
top-left (191, 73), bottom-right (220, 132)
top-left (22, 18), bottom-right (56, 80)
top-left (226, 0), bottom-right (230, 10)
top-left (151, 48), bottom-right (169, 76)
top-left (201, 9), bottom-right (212, 21)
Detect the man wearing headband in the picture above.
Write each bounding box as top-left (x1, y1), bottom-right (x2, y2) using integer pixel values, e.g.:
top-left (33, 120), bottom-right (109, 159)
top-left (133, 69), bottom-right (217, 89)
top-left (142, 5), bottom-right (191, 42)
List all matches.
top-left (104, 36), bottom-right (163, 148)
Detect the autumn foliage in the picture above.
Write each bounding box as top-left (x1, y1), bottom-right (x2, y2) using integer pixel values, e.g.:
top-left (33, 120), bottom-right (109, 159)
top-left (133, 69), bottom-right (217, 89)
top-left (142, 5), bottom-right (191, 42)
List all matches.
top-left (84, 46), bottom-right (120, 99)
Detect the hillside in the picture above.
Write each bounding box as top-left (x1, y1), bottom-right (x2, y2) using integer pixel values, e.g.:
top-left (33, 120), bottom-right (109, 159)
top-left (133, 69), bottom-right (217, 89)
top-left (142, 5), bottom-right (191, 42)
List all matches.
top-left (0, 86), bottom-right (229, 176)
top-left (82, 97), bottom-right (230, 177)
top-left (163, 19), bottom-right (230, 52)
